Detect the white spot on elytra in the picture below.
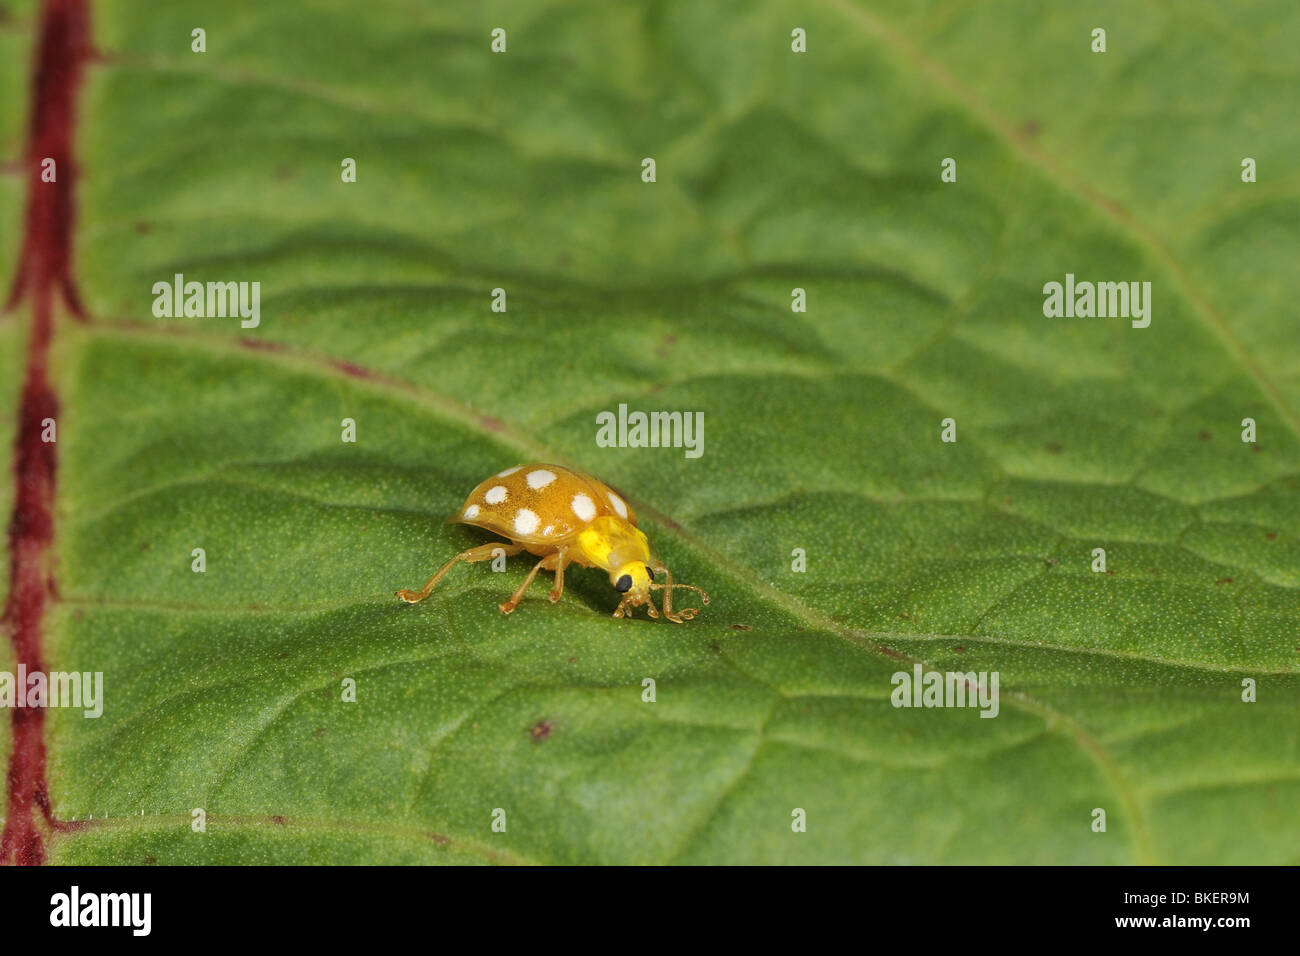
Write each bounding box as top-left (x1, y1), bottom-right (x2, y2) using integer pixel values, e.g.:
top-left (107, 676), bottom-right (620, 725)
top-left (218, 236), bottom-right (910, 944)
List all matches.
top-left (571, 493), bottom-right (596, 522)
top-left (485, 485), bottom-right (507, 504)
top-left (514, 508), bottom-right (539, 535)
top-left (542, 524), bottom-right (554, 536)
top-left (498, 465), bottom-right (522, 477)
top-left (608, 492), bottom-right (627, 518)
top-left (527, 469), bottom-right (556, 489)
top-left (464, 504), bottom-right (480, 519)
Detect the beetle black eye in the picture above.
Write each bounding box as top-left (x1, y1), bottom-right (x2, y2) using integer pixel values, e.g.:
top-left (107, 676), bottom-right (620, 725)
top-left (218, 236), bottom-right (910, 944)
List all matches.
top-left (615, 574), bottom-right (633, 593)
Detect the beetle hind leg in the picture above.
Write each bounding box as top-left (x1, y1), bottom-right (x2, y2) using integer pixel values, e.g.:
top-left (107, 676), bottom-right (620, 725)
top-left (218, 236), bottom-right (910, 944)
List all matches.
top-left (396, 542), bottom-right (523, 604)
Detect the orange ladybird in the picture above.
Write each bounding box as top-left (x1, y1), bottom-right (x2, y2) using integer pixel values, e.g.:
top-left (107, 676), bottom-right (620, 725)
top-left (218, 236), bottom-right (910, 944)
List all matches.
top-left (396, 464), bottom-right (709, 623)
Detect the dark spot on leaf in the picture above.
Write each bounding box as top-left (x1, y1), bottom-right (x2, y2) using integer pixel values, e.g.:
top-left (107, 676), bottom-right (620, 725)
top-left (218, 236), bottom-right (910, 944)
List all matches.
top-left (953, 645), bottom-right (965, 653)
top-left (1215, 577), bottom-right (1233, 585)
top-left (530, 720), bottom-right (552, 740)
top-left (730, 623), bottom-right (751, 630)
top-left (1045, 442), bottom-right (1062, 454)
top-left (708, 642), bottom-right (721, 652)
top-left (1098, 195), bottom-right (1127, 218)
top-left (270, 815), bottom-right (287, 825)
top-left (331, 358), bottom-right (377, 381)
top-left (1198, 430), bottom-right (1212, 441)
top-left (275, 165), bottom-right (295, 180)
top-left (134, 221), bottom-right (151, 234)
top-left (1106, 569), bottom-right (1115, 575)
top-left (429, 832), bottom-right (451, 846)
top-left (312, 727), bottom-right (327, 739)
top-left (1265, 532), bottom-right (1278, 540)
top-left (663, 334), bottom-right (677, 346)
top-left (1018, 120), bottom-right (1041, 138)
top-left (143, 854), bottom-right (157, 865)
top-left (479, 414), bottom-right (504, 431)
top-left (240, 337), bottom-right (286, 354)
top-left (567, 656), bottom-right (577, 664)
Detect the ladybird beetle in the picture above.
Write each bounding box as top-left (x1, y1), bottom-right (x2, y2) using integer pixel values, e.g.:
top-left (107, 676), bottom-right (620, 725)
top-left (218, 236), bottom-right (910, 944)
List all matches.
top-left (396, 464), bottom-right (709, 623)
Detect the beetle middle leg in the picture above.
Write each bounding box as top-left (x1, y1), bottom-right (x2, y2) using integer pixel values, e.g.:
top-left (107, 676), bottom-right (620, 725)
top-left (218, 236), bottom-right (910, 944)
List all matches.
top-left (546, 548), bottom-right (572, 604)
top-left (500, 550), bottom-right (564, 615)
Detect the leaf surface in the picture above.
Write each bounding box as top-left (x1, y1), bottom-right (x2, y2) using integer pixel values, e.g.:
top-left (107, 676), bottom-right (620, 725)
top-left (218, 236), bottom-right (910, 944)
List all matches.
top-left (3, 0), bottom-right (1297, 864)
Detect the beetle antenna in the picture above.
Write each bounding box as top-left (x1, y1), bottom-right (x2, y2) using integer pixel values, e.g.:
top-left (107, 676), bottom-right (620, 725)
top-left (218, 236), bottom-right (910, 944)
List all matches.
top-left (650, 566), bottom-right (709, 623)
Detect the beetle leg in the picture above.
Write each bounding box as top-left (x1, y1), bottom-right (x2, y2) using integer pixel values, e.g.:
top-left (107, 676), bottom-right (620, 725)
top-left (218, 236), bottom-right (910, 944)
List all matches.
top-left (547, 548), bottom-right (571, 603)
top-left (396, 542), bottom-right (523, 604)
top-left (500, 553), bottom-right (558, 614)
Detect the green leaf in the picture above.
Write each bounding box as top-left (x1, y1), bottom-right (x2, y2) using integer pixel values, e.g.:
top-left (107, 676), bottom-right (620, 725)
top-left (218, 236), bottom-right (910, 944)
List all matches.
top-left (6, 0), bottom-right (1298, 864)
